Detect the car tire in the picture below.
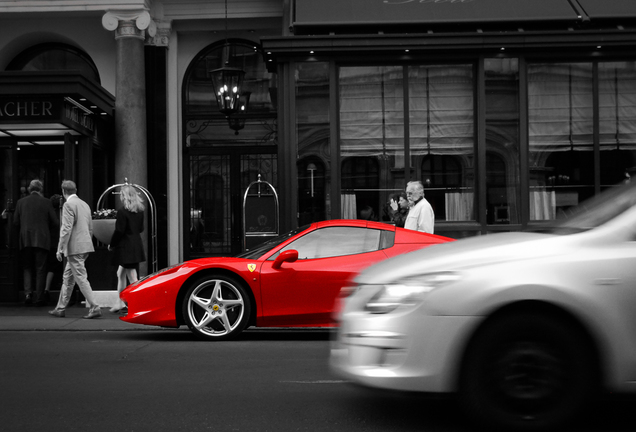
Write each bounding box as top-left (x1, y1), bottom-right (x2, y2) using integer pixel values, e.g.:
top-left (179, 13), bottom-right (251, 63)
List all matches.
top-left (182, 274), bottom-right (251, 341)
top-left (459, 311), bottom-right (596, 431)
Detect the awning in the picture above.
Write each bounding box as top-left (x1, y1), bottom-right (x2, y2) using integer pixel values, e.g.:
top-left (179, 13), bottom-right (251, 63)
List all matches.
top-left (293, 0), bottom-right (584, 29)
top-left (0, 71), bottom-right (114, 145)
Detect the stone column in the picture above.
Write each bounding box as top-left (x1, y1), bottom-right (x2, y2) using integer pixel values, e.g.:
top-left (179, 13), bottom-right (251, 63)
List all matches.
top-left (103, 10), bottom-right (157, 280)
top-left (102, 10), bottom-right (156, 188)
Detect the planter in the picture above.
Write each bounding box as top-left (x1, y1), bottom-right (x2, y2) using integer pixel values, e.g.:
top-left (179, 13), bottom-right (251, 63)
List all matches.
top-left (92, 219), bottom-right (116, 244)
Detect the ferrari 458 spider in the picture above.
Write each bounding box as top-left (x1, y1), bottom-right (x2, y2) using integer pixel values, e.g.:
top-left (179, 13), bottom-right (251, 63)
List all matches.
top-left (120, 219), bottom-right (452, 340)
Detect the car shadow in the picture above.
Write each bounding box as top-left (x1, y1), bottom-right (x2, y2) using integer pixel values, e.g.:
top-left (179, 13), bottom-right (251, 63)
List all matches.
top-left (337, 386), bottom-right (636, 432)
top-left (119, 328), bottom-right (334, 342)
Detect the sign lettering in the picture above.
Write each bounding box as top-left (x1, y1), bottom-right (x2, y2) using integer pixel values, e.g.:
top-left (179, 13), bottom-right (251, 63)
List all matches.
top-left (0, 100), bottom-right (53, 117)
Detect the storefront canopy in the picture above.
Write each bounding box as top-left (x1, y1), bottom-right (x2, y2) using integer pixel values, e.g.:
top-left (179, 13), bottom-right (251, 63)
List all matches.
top-left (0, 71), bottom-right (114, 145)
top-left (292, 0), bottom-right (636, 33)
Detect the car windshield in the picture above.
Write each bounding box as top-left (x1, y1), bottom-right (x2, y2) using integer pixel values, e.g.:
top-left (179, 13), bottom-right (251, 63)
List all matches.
top-left (235, 225), bottom-right (310, 260)
top-left (545, 181), bottom-right (636, 234)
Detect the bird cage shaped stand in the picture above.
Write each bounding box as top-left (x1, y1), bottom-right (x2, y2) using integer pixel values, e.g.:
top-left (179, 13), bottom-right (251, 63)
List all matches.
top-left (243, 174), bottom-right (279, 252)
top-left (96, 179), bottom-right (158, 274)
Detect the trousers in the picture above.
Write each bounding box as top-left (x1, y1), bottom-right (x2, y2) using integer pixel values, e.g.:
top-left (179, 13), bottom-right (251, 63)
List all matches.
top-left (54, 253), bottom-right (98, 310)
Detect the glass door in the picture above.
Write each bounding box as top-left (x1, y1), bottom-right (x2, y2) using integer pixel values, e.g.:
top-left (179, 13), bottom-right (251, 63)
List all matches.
top-left (188, 148), bottom-right (277, 258)
top-left (0, 140), bottom-right (18, 302)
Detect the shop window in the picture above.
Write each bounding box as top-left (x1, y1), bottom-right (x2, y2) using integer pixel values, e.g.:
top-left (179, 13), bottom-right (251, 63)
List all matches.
top-left (341, 157), bottom-right (380, 221)
top-left (422, 155), bottom-right (473, 221)
top-left (529, 63), bottom-right (593, 220)
top-left (7, 43), bottom-right (100, 83)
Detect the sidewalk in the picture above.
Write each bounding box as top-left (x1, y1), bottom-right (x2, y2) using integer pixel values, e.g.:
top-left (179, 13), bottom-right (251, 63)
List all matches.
top-left (0, 303), bottom-right (169, 332)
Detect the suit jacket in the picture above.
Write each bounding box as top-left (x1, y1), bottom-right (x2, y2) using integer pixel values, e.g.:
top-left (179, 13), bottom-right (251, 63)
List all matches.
top-left (57, 194), bottom-right (95, 257)
top-left (13, 192), bottom-right (59, 250)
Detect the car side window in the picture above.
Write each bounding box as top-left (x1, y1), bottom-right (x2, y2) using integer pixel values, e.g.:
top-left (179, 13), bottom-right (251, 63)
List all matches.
top-left (280, 227), bottom-right (382, 259)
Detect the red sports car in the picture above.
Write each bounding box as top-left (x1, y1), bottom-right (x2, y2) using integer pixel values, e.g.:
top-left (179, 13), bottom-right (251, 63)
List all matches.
top-left (120, 219), bottom-right (452, 340)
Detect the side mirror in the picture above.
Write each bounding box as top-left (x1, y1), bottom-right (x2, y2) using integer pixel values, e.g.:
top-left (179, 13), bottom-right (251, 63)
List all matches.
top-left (272, 249), bottom-right (298, 269)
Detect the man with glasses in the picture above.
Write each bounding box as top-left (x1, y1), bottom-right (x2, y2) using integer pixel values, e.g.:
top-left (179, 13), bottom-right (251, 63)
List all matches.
top-left (404, 181), bottom-right (434, 233)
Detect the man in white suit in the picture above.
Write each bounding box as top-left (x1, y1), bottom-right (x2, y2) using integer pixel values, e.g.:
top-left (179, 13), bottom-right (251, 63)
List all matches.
top-left (49, 180), bottom-right (101, 319)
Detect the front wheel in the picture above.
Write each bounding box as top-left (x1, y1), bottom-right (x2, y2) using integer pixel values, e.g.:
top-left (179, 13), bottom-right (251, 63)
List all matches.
top-left (459, 312), bottom-right (597, 431)
top-left (182, 274), bottom-right (251, 341)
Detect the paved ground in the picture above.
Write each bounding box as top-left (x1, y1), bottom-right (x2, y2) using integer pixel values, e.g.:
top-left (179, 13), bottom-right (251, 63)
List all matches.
top-left (0, 302), bottom-right (161, 332)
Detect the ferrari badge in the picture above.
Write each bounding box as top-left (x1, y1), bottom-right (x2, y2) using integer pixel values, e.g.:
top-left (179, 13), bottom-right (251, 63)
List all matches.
top-left (248, 264), bottom-right (256, 272)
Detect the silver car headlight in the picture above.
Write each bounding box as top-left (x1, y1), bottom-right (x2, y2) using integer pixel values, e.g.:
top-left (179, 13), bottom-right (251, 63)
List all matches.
top-left (363, 272), bottom-right (461, 314)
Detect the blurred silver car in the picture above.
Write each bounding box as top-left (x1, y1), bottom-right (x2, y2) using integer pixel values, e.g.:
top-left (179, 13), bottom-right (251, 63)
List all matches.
top-left (330, 181), bottom-right (636, 430)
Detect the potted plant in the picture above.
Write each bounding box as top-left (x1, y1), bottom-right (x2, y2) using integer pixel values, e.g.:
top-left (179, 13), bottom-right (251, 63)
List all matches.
top-left (92, 209), bottom-right (117, 244)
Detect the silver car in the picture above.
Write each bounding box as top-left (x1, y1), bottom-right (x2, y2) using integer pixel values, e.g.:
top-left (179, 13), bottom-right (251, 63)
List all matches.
top-left (330, 181), bottom-right (636, 430)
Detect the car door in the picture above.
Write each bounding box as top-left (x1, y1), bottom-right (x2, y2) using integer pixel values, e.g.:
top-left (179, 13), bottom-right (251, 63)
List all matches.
top-left (258, 226), bottom-right (387, 326)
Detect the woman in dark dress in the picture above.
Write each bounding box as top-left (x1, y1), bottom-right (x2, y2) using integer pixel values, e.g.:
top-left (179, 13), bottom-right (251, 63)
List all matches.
top-left (108, 185), bottom-right (146, 313)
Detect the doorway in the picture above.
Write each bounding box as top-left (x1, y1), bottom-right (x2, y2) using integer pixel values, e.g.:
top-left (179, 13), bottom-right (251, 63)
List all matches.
top-left (187, 146), bottom-right (277, 258)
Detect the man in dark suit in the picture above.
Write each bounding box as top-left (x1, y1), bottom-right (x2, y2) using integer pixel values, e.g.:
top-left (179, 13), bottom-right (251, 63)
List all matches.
top-left (49, 180), bottom-right (101, 319)
top-left (13, 179), bottom-right (58, 306)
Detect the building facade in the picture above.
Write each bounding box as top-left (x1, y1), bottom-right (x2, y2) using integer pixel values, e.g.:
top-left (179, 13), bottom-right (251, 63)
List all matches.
top-left (1, 0), bottom-right (635, 301)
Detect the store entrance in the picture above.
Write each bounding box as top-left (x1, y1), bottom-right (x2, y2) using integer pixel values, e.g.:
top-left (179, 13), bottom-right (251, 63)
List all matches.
top-left (187, 146), bottom-right (277, 259)
top-left (0, 141), bottom-right (18, 301)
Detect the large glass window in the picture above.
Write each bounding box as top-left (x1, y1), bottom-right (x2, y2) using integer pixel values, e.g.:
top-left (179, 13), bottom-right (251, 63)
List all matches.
top-left (599, 62), bottom-right (636, 188)
top-left (528, 63), bottom-right (593, 219)
top-left (339, 66), bottom-right (404, 222)
top-left (411, 64), bottom-right (475, 222)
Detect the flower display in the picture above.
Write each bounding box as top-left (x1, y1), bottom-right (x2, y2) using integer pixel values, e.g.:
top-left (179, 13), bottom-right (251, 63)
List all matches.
top-left (93, 209), bottom-right (117, 219)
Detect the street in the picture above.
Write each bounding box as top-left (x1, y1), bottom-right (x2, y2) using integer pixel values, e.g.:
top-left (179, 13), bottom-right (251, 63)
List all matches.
top-left (0, 327), bottom-right (634, 432)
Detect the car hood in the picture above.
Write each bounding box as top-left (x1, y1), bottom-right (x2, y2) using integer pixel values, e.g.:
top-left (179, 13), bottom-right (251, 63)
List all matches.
top-left (355, 231), bottom-right (574, 284)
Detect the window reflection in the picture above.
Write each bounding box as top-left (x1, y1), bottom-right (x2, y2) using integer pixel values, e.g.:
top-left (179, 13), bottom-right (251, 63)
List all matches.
top-left (599, 62), bottom-right (636, 189)
top-left (529, 63), bottom-right (593, 219)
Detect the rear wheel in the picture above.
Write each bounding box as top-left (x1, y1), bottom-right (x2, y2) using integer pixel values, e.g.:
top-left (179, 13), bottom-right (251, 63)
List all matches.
top-left (459, 312), bottom-right (596, 431)
top-left (182, 274), bottom-right (251, 341)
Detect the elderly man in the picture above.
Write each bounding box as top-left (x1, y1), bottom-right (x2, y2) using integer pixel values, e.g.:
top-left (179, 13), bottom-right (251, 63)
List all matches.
top-left (404, 180), bottom-right (434, 233)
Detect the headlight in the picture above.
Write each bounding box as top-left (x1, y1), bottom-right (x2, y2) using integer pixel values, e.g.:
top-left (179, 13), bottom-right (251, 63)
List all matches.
top-left (363, 272), bottom-right (461, 314)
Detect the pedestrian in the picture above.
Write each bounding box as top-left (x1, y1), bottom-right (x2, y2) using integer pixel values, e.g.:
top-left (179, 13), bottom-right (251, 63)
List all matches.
top-left (108, 184), bottom-right (146, 313)
top-left (49, 180), bottom-right (101, 319)
top-left (404, 180), bottom-right (434, 233)
top-left (43, 194), bottom-right (64, 303)
top-left (386, 192), bottom-right (409, 228)
top-left (13, 179), bottom-right (58, 306)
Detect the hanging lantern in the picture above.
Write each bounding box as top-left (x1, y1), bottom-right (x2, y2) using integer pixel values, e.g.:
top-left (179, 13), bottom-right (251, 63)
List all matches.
top-left (227, 91), bottom-right (251, 135)
top-left (210, 64), bottom-right (246, 116)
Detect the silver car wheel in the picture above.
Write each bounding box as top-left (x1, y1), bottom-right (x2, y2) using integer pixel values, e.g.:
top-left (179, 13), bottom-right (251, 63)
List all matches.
top-left (184, 276), bottom-right (249, 340)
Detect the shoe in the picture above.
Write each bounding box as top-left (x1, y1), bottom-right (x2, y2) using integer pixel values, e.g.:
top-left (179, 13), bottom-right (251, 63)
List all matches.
top-left (83, 306), bottom-right (102, 319)
top-left (48, 309), bottom-right (65, 318)
top-left (24, 294), bottom-right (33, 305)
top-left (109, 306), bottom-right (122, 314)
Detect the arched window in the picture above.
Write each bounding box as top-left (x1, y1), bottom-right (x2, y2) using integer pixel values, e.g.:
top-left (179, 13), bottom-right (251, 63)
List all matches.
top-left (7, 43), bottom-right (100, 83)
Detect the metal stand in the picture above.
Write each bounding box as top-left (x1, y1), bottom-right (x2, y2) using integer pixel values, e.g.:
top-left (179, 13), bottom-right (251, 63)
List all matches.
top-left (243, 174), bottom-right (279, 251)
top-left (96, 179), bottom-right (158, 273)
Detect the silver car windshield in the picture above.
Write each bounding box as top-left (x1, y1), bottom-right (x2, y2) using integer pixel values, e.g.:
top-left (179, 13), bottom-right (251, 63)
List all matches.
top-left (548, 181), bottom-right (636, 234)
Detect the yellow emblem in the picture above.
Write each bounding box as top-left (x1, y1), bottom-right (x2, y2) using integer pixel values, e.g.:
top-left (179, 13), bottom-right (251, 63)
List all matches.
top-left (248, 264), bottom-right (256, 272)
top-left (213, 305), bottom-right (219, 311)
